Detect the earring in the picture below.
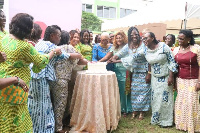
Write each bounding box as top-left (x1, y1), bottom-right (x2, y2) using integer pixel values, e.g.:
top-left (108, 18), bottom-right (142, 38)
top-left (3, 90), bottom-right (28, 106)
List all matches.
top-left (188, 41), bottom-right (190, 44)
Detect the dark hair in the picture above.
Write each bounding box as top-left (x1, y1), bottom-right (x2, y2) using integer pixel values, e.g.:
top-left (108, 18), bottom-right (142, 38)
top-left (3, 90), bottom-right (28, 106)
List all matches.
top-left (148, 32), bottom-right (159, 44)
top-left (29, 23), bottom-right (42, 42)
top-left (80, 29), bottom-right (90, 44)
top-left (128, 26), bottom-right (141, 45)
top-left (58, 30), bottom-right (70, 46)
top-left (95, 34), bottom-right (101, 44)
top-left (43, 25), bottom-right (61, 41)
top-left (70, 30), bottom-right (79, 42)
top-left (9, 13), bottom-right (34, 40)
top-left (69, 30), bottom-right (77, 37)
top-left (166, 34), bottom-right (175, 44)
top-left (179, 29), bottom-right (195, 45)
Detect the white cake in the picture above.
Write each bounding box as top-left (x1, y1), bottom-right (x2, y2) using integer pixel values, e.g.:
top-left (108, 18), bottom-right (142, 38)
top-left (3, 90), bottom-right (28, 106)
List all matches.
top-left (86, 62), bottom-right (107, 73)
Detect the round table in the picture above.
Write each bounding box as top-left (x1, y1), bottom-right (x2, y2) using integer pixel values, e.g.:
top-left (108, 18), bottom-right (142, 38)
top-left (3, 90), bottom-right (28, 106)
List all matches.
top-left (70, 70), bottom-right (121, 133)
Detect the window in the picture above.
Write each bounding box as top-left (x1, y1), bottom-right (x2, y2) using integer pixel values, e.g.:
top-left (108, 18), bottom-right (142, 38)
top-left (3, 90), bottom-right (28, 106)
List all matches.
top-left (97, 6), bottom-right (116, 19)
top-left (97, 6), bottom-right (103, 17)
top-left (82, 4), bottom-right (93, 13)
top-left (120, 8), bottom-right (136, 18)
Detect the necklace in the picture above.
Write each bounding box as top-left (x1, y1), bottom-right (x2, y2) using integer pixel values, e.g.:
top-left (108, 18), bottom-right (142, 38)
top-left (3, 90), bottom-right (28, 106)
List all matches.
top-left (181, 45), bottom-right (190, 51)
top-left (176, 46), bottom-right (191, 78)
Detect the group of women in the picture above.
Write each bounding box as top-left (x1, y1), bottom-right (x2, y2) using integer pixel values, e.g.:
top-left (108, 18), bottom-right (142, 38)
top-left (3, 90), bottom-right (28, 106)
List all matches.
top-left (0, 10), bottom-right (200, 133)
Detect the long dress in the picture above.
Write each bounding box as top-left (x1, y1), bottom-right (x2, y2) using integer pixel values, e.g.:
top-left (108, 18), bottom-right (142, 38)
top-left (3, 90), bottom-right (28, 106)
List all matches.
top-left (50, 45), bottom-right (79, 132)
top-left (116, 43), bottom-right (151, 112)
top-left (28, 40), bottom-right (70, 133)
top-left (92, 43), bottom-right (113, 71)
top-left (110, 45), bottom-right (132, 113)
top-left (0, 35), bottom-right (49, 133)
top-left (173, 44), bottom-right (200, 133)
top-left (144, 42), bottom-right (177, 126)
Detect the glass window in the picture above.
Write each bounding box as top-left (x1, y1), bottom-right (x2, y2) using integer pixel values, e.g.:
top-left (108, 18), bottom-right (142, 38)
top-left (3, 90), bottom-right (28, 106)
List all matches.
top-left (120, 8), bottom-right (126, 18)
top-left (86, 4), bottom-right (92, 13)
top-left (126, 9), bottom-right (132, 16)
top-left (97, 6), bottom-right (103, 17)
top-left (104, 6), bottom-right (109, 18)
top-left (109, 7), bottom-right (116, 18)
top-left (82, 4), bottom-right (85, 11)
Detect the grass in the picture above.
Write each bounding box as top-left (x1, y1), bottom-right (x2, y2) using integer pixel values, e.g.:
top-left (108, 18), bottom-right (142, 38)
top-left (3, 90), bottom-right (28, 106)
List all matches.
top-left (112, 111), bottom-right (186, 133)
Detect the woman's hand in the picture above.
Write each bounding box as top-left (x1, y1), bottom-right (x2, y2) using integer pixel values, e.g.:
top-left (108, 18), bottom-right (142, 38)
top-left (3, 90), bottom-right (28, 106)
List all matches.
top-left (69, 53), bottom-right (83, 60)
top-left (54, 48), bottom-right (62, 55)
top-left (145, 73), bottom-right (151, 83)
top-left (195, 83), bottom-right (200, 91)
top-left (0, 52), bottom-right (7, 63)
top-left (14, 77), bottom-right (29, 92)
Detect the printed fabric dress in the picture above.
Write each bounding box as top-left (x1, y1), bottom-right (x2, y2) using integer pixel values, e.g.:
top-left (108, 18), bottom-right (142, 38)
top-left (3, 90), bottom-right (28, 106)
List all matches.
top-left (92, 43), bottom-right (113, 71)
top-left (75, 43), bottom-right (92, 61)
top-left (28, 40), bottom-right (70, 133)
top-left (0, 35), bottom-right (49, 133)
top-left (144, 42), bottom-right (177, 126)
top-left (173, 44), bottom-right (200, 133)
top-left (50, 45), bottom-right (79, 132)
top-left (110, 45), bottom-right (132, 113)
top-left (116, 43), bottom-right (151, 112)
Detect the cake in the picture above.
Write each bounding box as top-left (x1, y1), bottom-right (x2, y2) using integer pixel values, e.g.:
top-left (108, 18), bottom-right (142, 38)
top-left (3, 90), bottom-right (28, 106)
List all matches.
top-left (86, 62), bottom-right (107, 73)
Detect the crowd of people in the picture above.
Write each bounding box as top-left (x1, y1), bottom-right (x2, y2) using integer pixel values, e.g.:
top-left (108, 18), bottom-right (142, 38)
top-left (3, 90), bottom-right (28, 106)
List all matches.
top-left (0, 10), bottom-right (200, 133)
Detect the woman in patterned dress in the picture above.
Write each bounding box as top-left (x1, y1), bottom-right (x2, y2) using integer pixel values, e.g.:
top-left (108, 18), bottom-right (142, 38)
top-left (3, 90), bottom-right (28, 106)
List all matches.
top-left (174, 29), bottom-right (200, 133)
top-left (0, 13), bottom-right (61, 133)
top-left (92, 32), bottom-right (113, 70)
top-left (75, 29), bottom-right (92, 61)
top-left (99, 31), bottom-right (132, 116)
top-left (51, 30), bottom-right (87, 133)
top-left (142, 32), bottom-right (177, 127)
top-left (112, 27), bottom-right (151, 120)
top-left (28, 25), bottom-right (69, 133)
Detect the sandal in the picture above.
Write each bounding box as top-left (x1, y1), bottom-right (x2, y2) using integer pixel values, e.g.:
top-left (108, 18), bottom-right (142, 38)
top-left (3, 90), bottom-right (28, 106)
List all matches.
top-left (131, 111), bottom-right (138, 119)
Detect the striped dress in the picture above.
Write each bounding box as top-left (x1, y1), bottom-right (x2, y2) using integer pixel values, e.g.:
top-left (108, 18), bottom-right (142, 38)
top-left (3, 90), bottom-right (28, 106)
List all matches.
top-left (116, 43), bottom-right (151, 111)
top-left (28, 40), bottom-right (70, 133)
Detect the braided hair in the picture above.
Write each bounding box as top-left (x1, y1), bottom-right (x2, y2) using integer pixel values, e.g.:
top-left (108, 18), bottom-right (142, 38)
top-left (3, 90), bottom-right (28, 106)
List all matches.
top-left (148, 32), bottom-right (159, 44)
top-left (58, 30), bottom-right (70, 46)
top-left (43, 25), bottom-right (61, 41)
top-left (127, 26), bottom-right (141, 45)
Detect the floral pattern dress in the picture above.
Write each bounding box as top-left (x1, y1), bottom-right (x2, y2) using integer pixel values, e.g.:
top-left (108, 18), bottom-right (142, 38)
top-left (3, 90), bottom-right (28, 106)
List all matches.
top-left (0, 35), bottom-right (49, 133)
top-left (50, 45), bottom-right (79, 132)
top-left (144, 42), bottom-right (177, 126)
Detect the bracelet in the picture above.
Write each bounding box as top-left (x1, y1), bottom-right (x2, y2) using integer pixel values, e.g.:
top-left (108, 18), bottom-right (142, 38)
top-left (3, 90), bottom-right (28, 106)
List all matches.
top-left (148, 71), bottom-right (151, 74)
top-left (15, 76), bottom-right (20, 86)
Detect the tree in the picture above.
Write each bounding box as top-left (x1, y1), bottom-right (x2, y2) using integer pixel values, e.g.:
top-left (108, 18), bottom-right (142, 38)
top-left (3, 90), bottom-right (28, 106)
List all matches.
top-left (81, 11), bottom-right (103, 31)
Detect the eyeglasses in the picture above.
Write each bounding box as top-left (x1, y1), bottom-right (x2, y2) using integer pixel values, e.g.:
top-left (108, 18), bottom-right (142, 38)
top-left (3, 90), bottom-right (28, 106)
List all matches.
top-left (110, 36), bottom-right (114, 38)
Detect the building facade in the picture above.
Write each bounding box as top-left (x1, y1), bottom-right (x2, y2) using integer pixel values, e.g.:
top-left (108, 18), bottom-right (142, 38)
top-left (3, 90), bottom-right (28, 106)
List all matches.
top-left (82, 0), bottom-right (137, 20)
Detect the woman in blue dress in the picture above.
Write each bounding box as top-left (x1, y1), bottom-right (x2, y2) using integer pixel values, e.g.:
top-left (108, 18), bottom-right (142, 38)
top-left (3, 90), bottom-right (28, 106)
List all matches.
top-left (92, 32), bottom-right (113, 71)
top-left (28, 25), bottom-right (71, 133)
top-left (112, 27), bottom-right (151, 120)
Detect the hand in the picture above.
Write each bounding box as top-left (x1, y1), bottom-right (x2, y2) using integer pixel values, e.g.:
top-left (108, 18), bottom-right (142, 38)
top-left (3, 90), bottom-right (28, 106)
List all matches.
top-left (14, 78), bottom-right (29, 92)
top-left (168, 76), bottom-right (174, 86)
top-left (69, 53), bottom-right (83, 59)
top-left (54, 48), bottom-right (62, 55)
top-left (0, 52), bottom-right (7, 63)
top-left (145, 73), bottom-right (151, 83)
top-left (112, 55), bottom-right (119, 60)
top-left (195, 83), bottom-right (200, 91)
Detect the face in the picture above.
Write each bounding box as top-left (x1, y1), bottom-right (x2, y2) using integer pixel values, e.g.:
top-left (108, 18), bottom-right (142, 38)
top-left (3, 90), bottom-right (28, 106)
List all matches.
top-left (131, 30), bottom-right (140, 43)
top-left (100, 35), bottom-right (109, 45)
top-left (0, 11), bottom-right (6, 29)
top-left (50, 29), bottom-right (61, 45)
top-left (143, 33), bottom-right (153, 46)
top-left (178, 33), bottom-right (190, 47)
top-left (109, 33), bottom-right (114, 43)
top-left (97, 35), bottom-right (101, 43)
top-left (90, 33), bottom-right (93, 42)
top-left (116, 35), bottom-right (123, 46)
top-left (165, 35), bottom-right (173, 47)
top-left (71, 33), bottom-right (80, 46)
top-left (83, 32), bottom-right (89, 44)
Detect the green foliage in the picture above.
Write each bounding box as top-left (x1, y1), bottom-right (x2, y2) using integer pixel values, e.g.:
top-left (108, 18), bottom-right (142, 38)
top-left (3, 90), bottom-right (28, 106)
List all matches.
top-left (81, 11), bottom-right (103, 31)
